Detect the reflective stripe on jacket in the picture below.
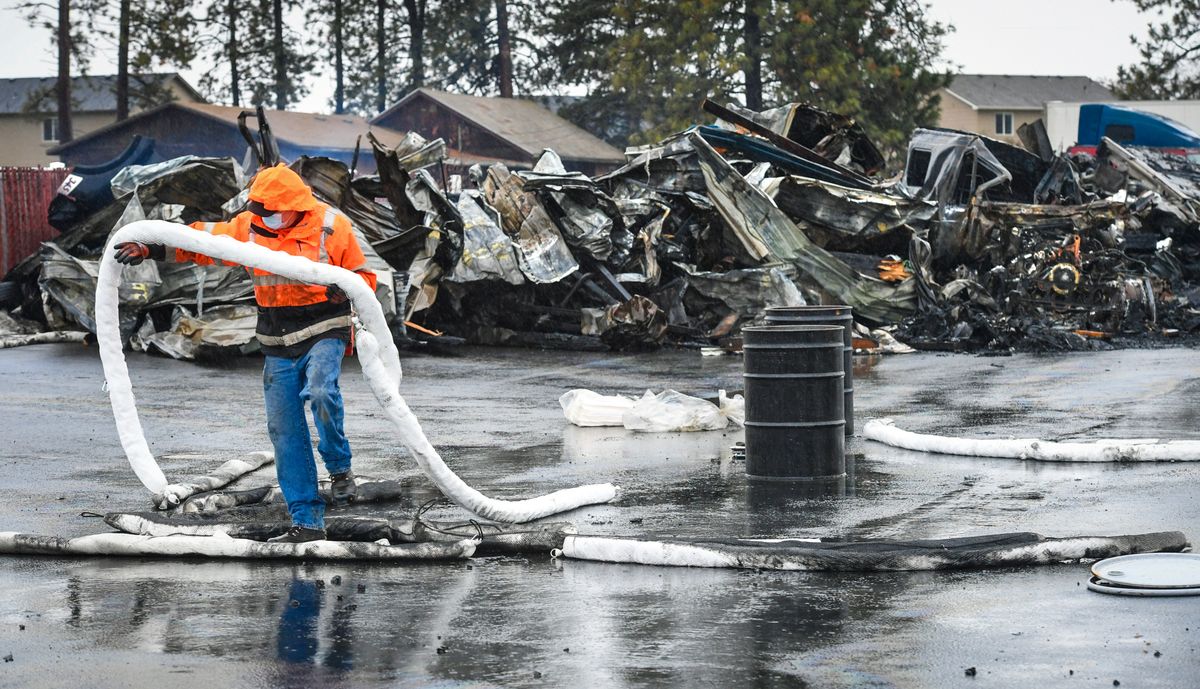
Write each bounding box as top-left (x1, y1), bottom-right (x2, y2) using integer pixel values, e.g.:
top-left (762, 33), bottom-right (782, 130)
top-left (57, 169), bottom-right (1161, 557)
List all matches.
top-left (175, 203), bottom-right (378, 356)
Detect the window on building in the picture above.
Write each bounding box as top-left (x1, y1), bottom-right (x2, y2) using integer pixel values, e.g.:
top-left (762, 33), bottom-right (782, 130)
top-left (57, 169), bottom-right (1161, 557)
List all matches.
top-left (994, 112), bottom-right (1013, 136)
top-left (1104, 124), bottom-right (1135, 143)
top-left (42, 118), bottom-right (58, 142)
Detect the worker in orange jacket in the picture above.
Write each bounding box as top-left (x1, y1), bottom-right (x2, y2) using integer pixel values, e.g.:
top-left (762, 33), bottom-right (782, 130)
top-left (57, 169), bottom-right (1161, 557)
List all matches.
top-left (114, 164), bottom-right (377, 543)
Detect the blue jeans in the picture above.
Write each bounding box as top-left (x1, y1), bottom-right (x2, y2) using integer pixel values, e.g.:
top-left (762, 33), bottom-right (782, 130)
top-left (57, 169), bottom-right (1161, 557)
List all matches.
top-left (263, 338), bottom-right (352, 529)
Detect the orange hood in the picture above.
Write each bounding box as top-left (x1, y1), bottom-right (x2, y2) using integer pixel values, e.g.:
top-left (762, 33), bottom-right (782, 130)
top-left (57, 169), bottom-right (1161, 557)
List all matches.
top-left (247, 164), bottom-right (319, 213)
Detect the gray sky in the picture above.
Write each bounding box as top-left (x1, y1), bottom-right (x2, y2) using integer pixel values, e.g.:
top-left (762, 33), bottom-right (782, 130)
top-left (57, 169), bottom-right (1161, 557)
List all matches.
top-left (926, 0), bottom-right (1153, 80)
top-left (1, 0), bottom-right (1157, 113)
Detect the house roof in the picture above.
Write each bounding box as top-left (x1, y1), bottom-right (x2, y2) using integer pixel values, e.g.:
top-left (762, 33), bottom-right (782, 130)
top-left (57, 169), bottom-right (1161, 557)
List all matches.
top-left (945, 74), bottom-right (1116, 110)
top-left (48, 101), bottom-right (411, 154)
top-left (180, 103), bottom-right (411, 149)
top-left (0, 73), bottom-right (203, 114)
top-left (374, 88), bottom-right (624, 164)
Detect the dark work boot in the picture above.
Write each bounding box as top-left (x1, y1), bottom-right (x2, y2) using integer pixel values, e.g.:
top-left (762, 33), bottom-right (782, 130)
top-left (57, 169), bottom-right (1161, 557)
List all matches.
top-left (330, 470), bottom-right (357, 505)
top-left (268, 525), bottom-right (327, 543)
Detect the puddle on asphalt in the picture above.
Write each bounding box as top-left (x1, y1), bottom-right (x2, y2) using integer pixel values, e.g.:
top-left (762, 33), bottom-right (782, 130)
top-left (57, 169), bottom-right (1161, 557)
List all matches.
top-left (8, 554), bottom-right (937, 688)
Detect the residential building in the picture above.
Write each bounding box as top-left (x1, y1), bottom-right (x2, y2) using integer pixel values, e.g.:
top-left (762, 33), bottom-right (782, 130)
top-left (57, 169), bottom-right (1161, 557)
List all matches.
top-left (938, 74), bottom-right (1116, 143)
top-left (372, 88), bottom-right (625, 176)
top-left (47, 102), bottom-right (409, 174)
top-left (0, 73), bottom-right (203, 166)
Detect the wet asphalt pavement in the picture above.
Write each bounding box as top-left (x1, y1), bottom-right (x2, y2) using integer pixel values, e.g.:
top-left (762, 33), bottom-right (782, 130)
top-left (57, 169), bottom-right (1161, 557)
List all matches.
top-left (0, 342), bottom-right (1197, 688)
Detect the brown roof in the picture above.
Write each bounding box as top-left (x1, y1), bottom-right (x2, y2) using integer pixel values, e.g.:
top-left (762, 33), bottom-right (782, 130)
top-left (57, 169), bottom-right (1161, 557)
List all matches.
top-left (444, 147), bottom-right (529, 168)
top-left (178, 103), bottom-right (411, 149)
top-left (49, 101), bottom-right (410, 154)
top-left (374, 88), bottom-right (624, 164)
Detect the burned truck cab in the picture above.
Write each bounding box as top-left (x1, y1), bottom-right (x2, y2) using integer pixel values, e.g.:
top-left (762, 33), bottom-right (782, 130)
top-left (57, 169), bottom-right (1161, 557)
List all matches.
top-left (898, 128), bottom-right (1051, 264)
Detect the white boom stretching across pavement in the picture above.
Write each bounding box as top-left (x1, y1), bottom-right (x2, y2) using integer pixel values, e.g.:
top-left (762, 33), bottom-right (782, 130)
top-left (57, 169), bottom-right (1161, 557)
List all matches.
top-left (97, 220), bottom-right (618, 522)
top-left (864, 418), bottom-right (1200, 462)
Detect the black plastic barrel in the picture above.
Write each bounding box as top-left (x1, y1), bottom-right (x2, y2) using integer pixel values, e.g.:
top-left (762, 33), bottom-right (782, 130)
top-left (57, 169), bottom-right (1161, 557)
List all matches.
top-left (742, 325), bottom-right (845, 480)
top-left (764, 305), bottom-right (854, 435)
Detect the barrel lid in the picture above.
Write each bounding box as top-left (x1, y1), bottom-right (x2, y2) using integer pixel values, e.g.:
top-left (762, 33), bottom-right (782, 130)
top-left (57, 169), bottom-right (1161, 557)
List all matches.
top-left (765, 305), bottom-right (851, 312)
top-left (1090, 553), bottom-right (1200, 589)
top-left (743, 324), bottom-right (843, 333)
top-left (1087, 576), bottom-right (1200, 597)
top-left (764, 311), bottom-right (853, 326)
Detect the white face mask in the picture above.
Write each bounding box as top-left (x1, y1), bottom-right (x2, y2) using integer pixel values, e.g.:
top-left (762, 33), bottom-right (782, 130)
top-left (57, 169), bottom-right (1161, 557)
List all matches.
top-left (260, 212), bottom-right (286, 230)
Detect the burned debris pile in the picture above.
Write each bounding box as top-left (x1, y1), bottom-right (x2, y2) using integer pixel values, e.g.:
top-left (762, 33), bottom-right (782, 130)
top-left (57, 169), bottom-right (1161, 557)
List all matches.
top-left (4, 101), bottom-right (1200, 357)
top-left (896, 130), bottom-right (1200, 351)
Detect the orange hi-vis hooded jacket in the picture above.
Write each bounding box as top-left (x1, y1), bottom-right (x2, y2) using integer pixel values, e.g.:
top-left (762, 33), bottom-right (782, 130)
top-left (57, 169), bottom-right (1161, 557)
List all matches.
top-left (170, 164), bottom-right (378, 357)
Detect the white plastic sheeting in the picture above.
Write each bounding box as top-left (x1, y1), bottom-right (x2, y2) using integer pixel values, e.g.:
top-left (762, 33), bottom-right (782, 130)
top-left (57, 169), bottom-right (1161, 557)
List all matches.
top-left (559, 389), bottom-right (635, 426)
top-left (864, 418), bottom-right (1200, 462)
top-left (97, 220), bottom-right (617, 522)
top-left (560, 388), bottom-right (745, 432)
top-left (0, 531), bottom-right (475, 560)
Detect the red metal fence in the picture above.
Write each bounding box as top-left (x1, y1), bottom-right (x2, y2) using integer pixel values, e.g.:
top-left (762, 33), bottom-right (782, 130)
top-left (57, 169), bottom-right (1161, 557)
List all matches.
top-left (0, 167), bottom-right (70, 277)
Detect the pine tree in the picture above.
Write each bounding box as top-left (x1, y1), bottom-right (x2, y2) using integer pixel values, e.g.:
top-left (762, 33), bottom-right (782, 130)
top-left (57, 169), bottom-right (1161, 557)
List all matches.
top-left (18, 0), bottom-right (108, 143)
top-left (425, 0), bottom-right (547, 95)
top-left (1115, 0), bottom-right (1200, 99)
top-left (743, 0), bottom-right (765, 111)
top-left (312, 0), bottom-right (408, 115)
top-left (542, 0), bottom-right (950, 158)
top-left (544, 0), bottom-right (741, 144)
top-left (402, 0), bottom-right (429, 90)
top-left (763, 0), bottom-right (950, 157)
top-left (540, 0), bottom-right (639, 143)
top-left (114, 0), bottom-right (198, 120)
top-left (199, 0), bottom-right (314, 108)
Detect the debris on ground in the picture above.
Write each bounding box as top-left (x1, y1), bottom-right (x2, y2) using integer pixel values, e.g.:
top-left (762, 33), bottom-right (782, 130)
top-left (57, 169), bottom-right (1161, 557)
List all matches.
top-left (5, 102), bottom-right (1200, 357)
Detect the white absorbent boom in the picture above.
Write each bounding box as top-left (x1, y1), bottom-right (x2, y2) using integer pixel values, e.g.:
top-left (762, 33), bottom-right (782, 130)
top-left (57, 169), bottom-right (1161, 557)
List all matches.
top-left (97, 220), bottom-right (617, 522)
top-left (864, 418), bottom-right (1200, 462)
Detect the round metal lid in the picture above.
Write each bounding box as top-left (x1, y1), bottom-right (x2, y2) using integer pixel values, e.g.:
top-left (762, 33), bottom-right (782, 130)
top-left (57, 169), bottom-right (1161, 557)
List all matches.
top-left (1090, 553), bottom-right (1200, 589)
top-left (1087, 576), bottom-right (1200, 598)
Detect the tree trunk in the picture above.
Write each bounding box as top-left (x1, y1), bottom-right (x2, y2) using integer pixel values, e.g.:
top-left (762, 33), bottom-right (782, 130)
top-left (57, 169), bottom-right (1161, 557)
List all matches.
top-left (116, 0), bottom-right (130, 120)
top-left (743, 0), bottom-right (763, 111)
top-left (404, 0), bottom-right (425, 90)
top-left (376, 0), bottom-right (386, 112)
top-left (228, 0), bottom-right (240, 107)
top-left (496, 0), bottom-right (513, 97)
top-left (334, 0), bottom-right (344, 114)
top-left (273, 0), bottom-right (286, 109)
top-left (56, 0), bottom-right (72, 143)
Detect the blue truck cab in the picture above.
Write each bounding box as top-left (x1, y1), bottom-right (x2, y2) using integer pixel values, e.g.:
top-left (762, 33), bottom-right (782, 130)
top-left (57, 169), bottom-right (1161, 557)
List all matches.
top-left (1075, 104), bottom-right (1200, 151)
